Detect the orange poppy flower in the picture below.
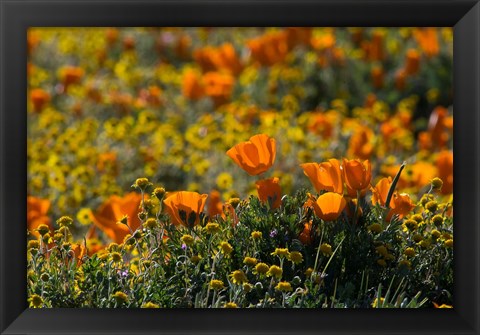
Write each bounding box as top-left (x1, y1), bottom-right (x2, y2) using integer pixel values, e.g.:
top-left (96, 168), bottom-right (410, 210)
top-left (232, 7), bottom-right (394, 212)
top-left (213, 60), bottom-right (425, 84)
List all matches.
top-left (27, 62), bottom-right (34, 78)
top-left (300, 159), bottom-right (343, 194)
top-left (207, 190), bottom-right (224, 217)
top-left (410, 162), bottom-right (437, 189)
top-left (418, 131), bottom-right (433, 151)
top-left (223, 202), bottom-right (240, 227)
top-left (30, 88), bottom-right (50, 113)
top-left (86, 224), bottom-right (98, 240)
top-left (27, 30), bottom-right (40, 55)
top-left (350, 28), bottom-right (364, 45)
top-left (202, 71), bottom-right (235, 107)
top-left (298, 221), bottom-right (313, 245)
top-left (173, 34), bottom-right (191, 60)
top-left (163, 191), bottom-right (208, 227)
top-left (428, 106), bottom-right (450, 149)
top-left (109, 90), bottom-right (134, 115)
top-left (307, 110), bottom-right (337, 139)
top-left (182, 70), bottom-right (205, 100)
top-left (436, 150), bottom-right (453, 194)
top-left (256, 177), bottom-right (282, 209)
top-left (216, 43), bottom-right (243, 75)
top-left (371, 66), bottom-right (384, 89)
top-left (413, 28), bottom-right (439, 58)
top-left (27, 196), bottom-right (52, 238)
top-left (395, 69), bottom-right (407, 91)
top-left (86, 84), bottom-right (103, 103)
top-left (405, 49), bottom-right (420, 76)
top-left (97, 152), bottom-right (118, 175)
top-left (371, 178), bottom-right (415, 221)
top-left (194, 43), bottom-right (243, 75)
top-left (379, 120), bottom-right (395, 140)
top-left (136, 86), bottom-right (163, 108)
top-left (83, 226), bottom-right (106, 256)
top-left (364, 93), bottom-right (377, 108)
top-left (226, 134), bottom-right (276, 176)
top-left (105, 28), bottom-right (119, 47)
top-left (390, 193), bottom-right (415, 219)
top-left (310, 29), bottom-right (336, 51)
top-left (70, 243), bottom-right (87, 266)
top-left (85, 239), bottom-right (105, 257)
top-left (90, 192), bottom-right (143, 244)
top-left (371, 177), bottom-right (392, 207)
top-left (347, 126), bottom-right (374, 160)
top-left (368, 30), bottom-right (385, 61)
top-left (193, 47), bottom-right (216, 72)
top-left (123, 35), bottom-right (136, 50)
top-left (59, 66), bottom-right (84, 91)
top-left (285, 27), bottom-right (312, 49)
top-left (310, 192), bottom-right (347, 222)
top-left (303, 195), bottom-right (316, 210)
top-left (342, 159), bottom-right (372, 197)
top-left (247, 31), bottom-right (289, 66)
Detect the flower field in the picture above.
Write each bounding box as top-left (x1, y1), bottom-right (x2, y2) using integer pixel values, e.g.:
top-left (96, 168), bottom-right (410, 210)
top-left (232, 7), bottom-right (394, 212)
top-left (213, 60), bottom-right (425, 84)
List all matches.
top-left (27, 27), bottom-right (453, 308)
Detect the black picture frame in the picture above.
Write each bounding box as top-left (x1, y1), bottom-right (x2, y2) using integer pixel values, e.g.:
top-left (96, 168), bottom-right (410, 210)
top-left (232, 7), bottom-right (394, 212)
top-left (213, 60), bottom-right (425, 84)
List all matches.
top-left (1, 0), bottom-right (479, 334)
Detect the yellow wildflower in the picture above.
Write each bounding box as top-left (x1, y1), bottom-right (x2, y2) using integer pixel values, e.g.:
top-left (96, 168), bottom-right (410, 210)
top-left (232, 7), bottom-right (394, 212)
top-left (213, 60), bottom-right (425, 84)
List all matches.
top-left (209, 279), bottom-right (225, 290)
top-left (320, 243), bottom-right (333, 256)
top-left (251, 231), bottom-right (262, 239)
top-left (275, 281), bottom-right (293, 292)
top-left (204, 222), bottom-right (221, 234)
top-left (430, 177), bottom-right (443, 190)
top-left (181, 234), bottom-right (195, 246)
top-left (219, 241), bottom-right (233, 255)
top-left (271, 248), bottom-right (289, 258)
top-left (224, 302), bottom-right (238, 308)
top-left (243, 257), bottom-right (258, 266)
top-left (368, 223), bottom-right (382, 233)
top-left (112, 291), bottom-right (128, 304)
top-left (254, 262), bottom-right (269, 275)
top-left (56, 215), bottom-right (73, 228)
top-left (229, 270), bottom-right (248, 285)
top-left (288, 251), bottom-right (303, 264)
top-left (266, 265), bottom-right (283, 279)
top-left (372, 297), bottom-right (385, 307)
top-left (404, 247), bottom-right (416, 257)
top-left (29, 294), bottom-right (43, 308)
top-left (444, 239), bottom-right (453, 248)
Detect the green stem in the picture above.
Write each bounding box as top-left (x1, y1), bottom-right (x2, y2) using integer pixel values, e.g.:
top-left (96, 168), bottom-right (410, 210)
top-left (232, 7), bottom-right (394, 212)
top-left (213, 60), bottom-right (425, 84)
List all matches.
top-left (212, 290), bottom-right (217, 308)
top-left (313, 230), bottom-right (325, 275)
top-left (268, 277), bottom-right (275, 293)
top-left (331, 278), bottom-right (338, 308)
top-left (321, 236), bottom-right (346, 277)
top-left (183, 248), bottom-right (188, 296)
top-left (353, 190), bottom-right (361, 225)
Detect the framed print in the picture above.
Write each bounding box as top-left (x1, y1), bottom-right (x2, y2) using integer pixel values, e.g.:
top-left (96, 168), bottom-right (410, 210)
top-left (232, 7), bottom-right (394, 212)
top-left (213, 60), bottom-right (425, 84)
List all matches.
top-left (1, 0), bottom-right (479, 334)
